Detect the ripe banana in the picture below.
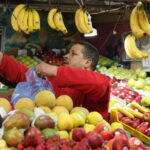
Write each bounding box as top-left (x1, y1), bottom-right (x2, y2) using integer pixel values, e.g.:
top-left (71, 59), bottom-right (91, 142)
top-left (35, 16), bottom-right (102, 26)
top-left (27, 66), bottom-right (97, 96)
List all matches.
top-left (75, 8), bottom-right (84, 33)
top-left (54, 11), bottom-right (68, 34)
top-left (11, 4), bottom-right (25, 31)
top-left (138, 3), bottom-right (150, 37)
top-left (83, 10), bottom-right (93, 33)
top-left (32, 9), bottom-right (40, 30)
top-left (47, 8), bottom-right (57, 30)
top-left (78, 8), bottom-right (91, 34)
top-left (17, 6), bottom-right (26, 31)
top-left (130, 2), bottom-right (145, 39)
top-left (124, 34), bottom-right (137, 59)
top-left (129, 34), bottom-right (148, 58)
top-left (22, 8), bottom-right (30, 33)
top-left (28, 8), bottom-right (34, 33)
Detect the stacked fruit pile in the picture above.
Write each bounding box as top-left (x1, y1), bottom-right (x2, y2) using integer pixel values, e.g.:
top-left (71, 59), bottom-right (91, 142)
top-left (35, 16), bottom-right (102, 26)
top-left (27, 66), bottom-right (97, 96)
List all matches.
top-left (11, 4), bottom-right (40, 34)
top-left (9, 54), bottom-right (39, 68)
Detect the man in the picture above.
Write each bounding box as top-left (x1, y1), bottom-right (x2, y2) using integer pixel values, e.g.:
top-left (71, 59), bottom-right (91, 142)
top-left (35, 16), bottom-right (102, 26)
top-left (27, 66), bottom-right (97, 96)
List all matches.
top-left (0, 41), bottom-right (111, 120)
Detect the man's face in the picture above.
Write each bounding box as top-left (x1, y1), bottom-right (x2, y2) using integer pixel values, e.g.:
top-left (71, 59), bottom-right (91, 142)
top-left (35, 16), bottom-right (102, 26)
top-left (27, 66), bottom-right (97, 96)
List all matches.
top-left (63, 44), bottom-right (91, 69)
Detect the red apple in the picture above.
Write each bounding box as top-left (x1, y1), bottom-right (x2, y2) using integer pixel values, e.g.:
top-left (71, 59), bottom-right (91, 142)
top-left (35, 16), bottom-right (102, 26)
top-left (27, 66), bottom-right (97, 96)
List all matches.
top-left (86, 131), bottom-right (97, 138)
top-left (136, 124), bottom-right (148, 133)
top-left (118, 92), bottom-right (127, 99)
top-left (111, 89), bottom-right (120, 96)
top-left (118, 112), bottom-right (124, 120)
top-left (104, 139), bottom-right (114, 150)
top-left (113, 128), bottom-right (127, 138)
top-left (112, 136), bottom-right (130, 150)
top-left (133, 118), bottom-right (142, 124)
top-left (100, 131), bottom-right (114, 141)
top-left (131, 118), bottom-right (141, 128)
top-left (72, 128), bottom-right (86, 141)
top-left (129, 91), bottom-right (139, 98)
top-left (78, 138), bottom-right (91, 149)
top-left (140, 122), bottom-right (150, 128)
top-left (121, 117), bottom-right (132, 125)
top-left (145, 147), bottom-right (150, 150)
top-left (94, 123), bottom-right (109, 134)
top-left (144, 128), bottom-right (150, 137)
top-left (88, 134), bottom-right (104, 148)
top-left (129, 137), bottom-right (144, 149)
top-left (131, 146), bottom-right (144, 150)
top-left (143, 112), bottom-right (150, 122)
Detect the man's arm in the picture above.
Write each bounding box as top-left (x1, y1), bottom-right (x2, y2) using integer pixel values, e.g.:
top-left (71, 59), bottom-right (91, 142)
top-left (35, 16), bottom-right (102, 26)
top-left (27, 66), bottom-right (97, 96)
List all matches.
top-left (0, 52), bottom-right (28, 84)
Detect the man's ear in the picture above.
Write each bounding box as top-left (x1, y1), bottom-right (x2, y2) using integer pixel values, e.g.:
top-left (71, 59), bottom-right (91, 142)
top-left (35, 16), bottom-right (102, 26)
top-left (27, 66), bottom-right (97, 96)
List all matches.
top-left (84, 58), bottom-right (92, 69)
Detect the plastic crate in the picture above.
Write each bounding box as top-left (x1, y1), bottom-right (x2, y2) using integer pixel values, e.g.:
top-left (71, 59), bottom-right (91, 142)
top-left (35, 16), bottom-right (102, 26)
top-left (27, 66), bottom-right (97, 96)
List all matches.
top-left (110, 108), bottom-right (150, 145)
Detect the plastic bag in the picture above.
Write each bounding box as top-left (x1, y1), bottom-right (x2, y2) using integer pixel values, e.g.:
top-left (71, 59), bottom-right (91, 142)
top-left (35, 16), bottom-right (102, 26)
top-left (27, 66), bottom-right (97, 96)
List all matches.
top-left (11, 66), bottom-right (55, 105)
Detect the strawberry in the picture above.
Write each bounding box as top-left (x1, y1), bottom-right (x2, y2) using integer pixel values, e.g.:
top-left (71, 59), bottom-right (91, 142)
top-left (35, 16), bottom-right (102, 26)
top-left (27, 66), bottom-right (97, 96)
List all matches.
top-left (17, 143), bottom-right (24, 150)
top-left (35, 143), bottom-right (46, 150)
top-left (34, 132), bottom-right (45, 146)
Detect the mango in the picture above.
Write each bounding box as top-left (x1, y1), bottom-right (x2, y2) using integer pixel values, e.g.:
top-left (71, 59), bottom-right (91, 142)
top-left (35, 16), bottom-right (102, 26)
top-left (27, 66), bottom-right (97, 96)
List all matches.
top-left (41, 128), bottom-right (58, 140)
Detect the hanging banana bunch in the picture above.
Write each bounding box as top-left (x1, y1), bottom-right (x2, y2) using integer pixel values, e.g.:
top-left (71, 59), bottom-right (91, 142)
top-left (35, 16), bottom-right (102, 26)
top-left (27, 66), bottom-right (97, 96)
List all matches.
top-left (47, 8), bottom-right (68, 34)
top-left (75, 8), bottom-right (93, 34)
top-left (124, 34), bottom-right (148, 59)
top-left (11, 4), bottom-right (40, 34)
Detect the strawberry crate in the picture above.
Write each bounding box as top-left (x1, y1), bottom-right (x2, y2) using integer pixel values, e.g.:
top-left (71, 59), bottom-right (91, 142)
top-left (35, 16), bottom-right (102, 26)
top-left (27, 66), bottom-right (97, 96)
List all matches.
top-left (109, 108), bottom-right (150, 145)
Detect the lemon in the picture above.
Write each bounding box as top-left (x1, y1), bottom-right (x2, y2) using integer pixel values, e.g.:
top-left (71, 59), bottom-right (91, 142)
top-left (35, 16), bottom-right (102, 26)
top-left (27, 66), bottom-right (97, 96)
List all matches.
top-left (38, 106), bottom-right (51, 113)
top-left (0, 98), bottom-right (11, 113)
top-left (75, 111), bottom-right (87, 120)
top-left (57, 130), bottom-right (69, 139)
top-left (52, 106), bottom-right (69, 116)
top-left (84, 124), bottom-right (95, 133)
top-left (15, 98), bottom-right (35, 110)
top-left (86, 111), bottom-right (103, 126)
top-left (35, 90), bottom-right (56, 108)
top-left (56, 95), bottom-right (73, 111)
top-left (70, 112), bottom-right (85, 127)
top-left (111, 122), bottom-right (124, 131)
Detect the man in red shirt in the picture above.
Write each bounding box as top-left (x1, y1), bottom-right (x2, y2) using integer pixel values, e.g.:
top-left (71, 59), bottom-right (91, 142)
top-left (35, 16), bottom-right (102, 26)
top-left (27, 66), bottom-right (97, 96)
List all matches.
top-left (0, 41), bottom-right (111, 120)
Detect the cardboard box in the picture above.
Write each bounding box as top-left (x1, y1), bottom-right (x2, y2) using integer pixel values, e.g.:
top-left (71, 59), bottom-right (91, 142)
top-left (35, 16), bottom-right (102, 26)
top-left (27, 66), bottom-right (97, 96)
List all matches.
top-left (0, 89), bottom-right (14, 98)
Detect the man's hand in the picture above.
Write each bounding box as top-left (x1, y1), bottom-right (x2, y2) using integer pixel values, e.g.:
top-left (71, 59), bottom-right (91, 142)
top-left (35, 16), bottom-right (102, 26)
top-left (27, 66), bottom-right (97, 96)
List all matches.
top-left (0, 52), bottom-right (3, 64)
top-left (35, 63), bottom-right (58, 78)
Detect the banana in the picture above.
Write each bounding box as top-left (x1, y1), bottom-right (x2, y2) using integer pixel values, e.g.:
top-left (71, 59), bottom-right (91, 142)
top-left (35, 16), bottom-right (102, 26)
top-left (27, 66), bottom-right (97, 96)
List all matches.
top-left (131, 102), bottom-right (149, 113)
top-left (129, 34), bottom-right (148, 58)
top-left (17, 6), bottom-right (26, 31)
top-left (83, 10), bottom-right (93, 33)
top-left (11, 4), bottom-right (26, 31)
top-left (28, 8), bottom-right (34, 33)
top-left (138, 3), bottom-right (150, 37)
top-left (47, 8), bottom-right (57, 30)
top-left (124, 34), bottom-right (137, 59)
top-left (78, 8), bottom-right (91, 34)
top-left (130, 2), bottom-right (145, 39)
top-left (54, 11), bottom-right (68, 34)
top-left (22, 8), bottom-right (30, 33)
top-left (32, 9), bottom-right (40, 30)
top-left (75, 8), bottom-right (84, 33)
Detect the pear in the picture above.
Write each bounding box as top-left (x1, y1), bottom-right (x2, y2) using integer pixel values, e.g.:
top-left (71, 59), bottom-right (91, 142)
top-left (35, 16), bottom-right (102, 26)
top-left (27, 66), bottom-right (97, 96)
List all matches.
top-left (4, 112), bottom-right (30, 130)
top-left (57, 113), bottom-right (73, 131)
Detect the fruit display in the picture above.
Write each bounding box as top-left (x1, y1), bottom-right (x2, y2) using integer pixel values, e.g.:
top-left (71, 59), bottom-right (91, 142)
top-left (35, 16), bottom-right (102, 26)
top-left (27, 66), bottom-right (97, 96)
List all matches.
top-left (47, 8), bottom-right (68, 34)
top-left (9, 54), bottom-right (40, 68)
top-left (11, 4), bottom-right (40, 34)
top-left (124, 33), bottom-right (148, 59)
top-left (130, 1), bottom-right (150, 39)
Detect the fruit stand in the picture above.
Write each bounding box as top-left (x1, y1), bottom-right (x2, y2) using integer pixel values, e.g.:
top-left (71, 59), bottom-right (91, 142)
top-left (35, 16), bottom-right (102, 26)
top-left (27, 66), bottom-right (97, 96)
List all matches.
top-left (1, 0), bottom-right (150, 149)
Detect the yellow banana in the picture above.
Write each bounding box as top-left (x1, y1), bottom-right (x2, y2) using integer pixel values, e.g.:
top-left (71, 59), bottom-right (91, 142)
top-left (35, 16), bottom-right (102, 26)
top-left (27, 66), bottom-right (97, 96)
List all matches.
top-left (83, 10), bottom-right (92, 33)
top-left (130, 2), bottom-right (145, 39)
top-left (47, 8), bottom-right (57, 30)
top-left (54, 11), bottom-right (68, 34)
top-left (28, 8), bottom-right (34, 32)
top-left (32, 9), bottom-right (40, 30)
top-left (17, 7), bottom-right (26, 31)
top-left (75, 8), bottom-right (84, 33)
top-left (129, 34), bottom-right (148, 58)
top-left (22, 8), bottom-right (30, 33)
top-left (11, 4), bottom-right (25, 31)
top-left (124, 34), bottom-right (137, 59)
top-left (138, 3), bottom-right (150, 37)
top-left (78, 8), bottom-right (92, 34)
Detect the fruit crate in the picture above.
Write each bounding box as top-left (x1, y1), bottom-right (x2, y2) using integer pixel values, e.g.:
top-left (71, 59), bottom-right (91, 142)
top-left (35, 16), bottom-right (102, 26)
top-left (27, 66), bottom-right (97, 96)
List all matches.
top-left (109, 108), bottom-right (150, 145)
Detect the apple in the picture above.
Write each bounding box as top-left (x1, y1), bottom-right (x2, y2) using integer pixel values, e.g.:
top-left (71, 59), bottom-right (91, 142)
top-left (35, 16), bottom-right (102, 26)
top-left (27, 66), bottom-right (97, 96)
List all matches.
top-left (145, 147), bottom-right (150, 150)
top-left (113, 128), bottom-right (127, 137)
top-left (121, 117), bottom-right (132, 125)
top-left (131, 119), bottom-right (141, 128)
top-left (100, 131), bottom-right (114, 141)
top-left (117, 112), bottom-right (124, 120)
top-left (144, 128), bottom-right (150, 137)
top-left (112, 137), bottom-right (130, 150)
top-left (78, 138), bottom-right (91, 149)
top-left (104, 139), bottom-right (114, 150)
top-left (118, 92), bottom-right (127, 99)
top-left (85, 131), bottom-right (97, 139)
top-left (94, 123), bottom-right (109, 134)
top-left (129, 91), bottom-right (139, 98)
top-left (131, 147), bottom-right (145, 150)
top-left (143, 112), bottom-right (150, 122)
top-left (72, 128), bottom-right (86, 141)
top-left (140, 122), bottom-right (150, 128)
top-left (129, 137), bottom-right (144, 149)
top-left (88, 134), bottom-right (104, 148)
top-left (136, 124), bottom-right (148, 133)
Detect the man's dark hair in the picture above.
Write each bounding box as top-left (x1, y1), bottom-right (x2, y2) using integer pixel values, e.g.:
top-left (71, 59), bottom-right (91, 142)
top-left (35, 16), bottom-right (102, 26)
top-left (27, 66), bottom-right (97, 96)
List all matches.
top-left (74, 41), bottom-right (99, 70)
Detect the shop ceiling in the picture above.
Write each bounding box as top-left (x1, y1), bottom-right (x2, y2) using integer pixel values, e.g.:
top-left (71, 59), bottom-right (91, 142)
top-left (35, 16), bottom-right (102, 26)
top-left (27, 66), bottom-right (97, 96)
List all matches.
top-left (0, 0), bottom-right (150, 14)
